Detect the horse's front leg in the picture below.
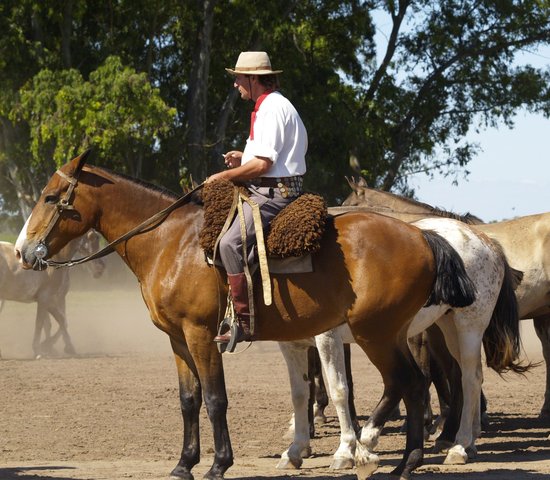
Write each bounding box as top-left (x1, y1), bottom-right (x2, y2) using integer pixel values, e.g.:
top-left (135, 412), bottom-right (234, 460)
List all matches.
top-left (183, 333), bottom-right (234, 480)
top-left (169, 336), bottom-right (203, 480)
top-left (277, 341), bottom-right (312, 469)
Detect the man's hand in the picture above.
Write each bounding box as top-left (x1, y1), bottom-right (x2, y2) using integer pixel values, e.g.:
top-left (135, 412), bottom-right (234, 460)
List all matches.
top-left (223, 151), bottom-right (243, 168)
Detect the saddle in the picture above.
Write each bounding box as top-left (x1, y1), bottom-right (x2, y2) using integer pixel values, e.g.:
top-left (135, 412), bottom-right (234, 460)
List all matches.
top-left (199, 179), bottom-right (328, 273)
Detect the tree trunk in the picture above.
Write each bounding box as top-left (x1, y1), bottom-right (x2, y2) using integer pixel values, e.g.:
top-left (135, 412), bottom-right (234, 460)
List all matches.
top-left (60, 0), bottom-right (74, 68)
top-left (185, 0), bottom-right (216, 181)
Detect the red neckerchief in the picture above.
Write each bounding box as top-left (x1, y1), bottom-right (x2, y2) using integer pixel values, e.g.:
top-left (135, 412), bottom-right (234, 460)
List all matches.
top-left (249, 90), bottom-right (273, 140)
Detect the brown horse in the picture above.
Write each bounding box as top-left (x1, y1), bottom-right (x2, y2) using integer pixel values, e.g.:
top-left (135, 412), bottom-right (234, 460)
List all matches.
top-left (15, 151), bottom-right (476, 480)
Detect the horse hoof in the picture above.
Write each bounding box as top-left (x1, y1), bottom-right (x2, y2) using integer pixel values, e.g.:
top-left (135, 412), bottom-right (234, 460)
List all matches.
top-left (314, 413), bottom-right (327, 426)
top-left (444, 445), bottom-right (468, 465)
top-left (466, 445), bottom-right (478, 459)
top-left (355, 442), bottom-right (379, 480)
top-left (300, 446), bottom-right (312, 458)
top-left (169, 464), bottom-right (194, 480)
top-left (330, 456), bottom-right (354, 469)
top-left (276, 455), bottom-right (302, 469)
top-left (432, 439), bottom-right (453, 454)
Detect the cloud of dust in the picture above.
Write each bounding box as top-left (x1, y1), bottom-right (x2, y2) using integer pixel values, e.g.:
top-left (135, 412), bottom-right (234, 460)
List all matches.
top-left (0, 255), bottom-right (171, 359)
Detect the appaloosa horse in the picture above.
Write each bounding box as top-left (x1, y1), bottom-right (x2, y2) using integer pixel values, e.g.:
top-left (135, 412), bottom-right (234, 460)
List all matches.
top-left (15, 152), bottom-right (476, 480)
top-left (343, 177), bottom-right (550, 417)
top-left (278, 216), bottom-right (525, 471)
top-left (0, 230), bottom-right (105, 358)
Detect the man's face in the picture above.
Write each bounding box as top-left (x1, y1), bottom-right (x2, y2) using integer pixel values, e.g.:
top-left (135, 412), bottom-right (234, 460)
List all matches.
top-left (234, 74), bottom-right (253, 100)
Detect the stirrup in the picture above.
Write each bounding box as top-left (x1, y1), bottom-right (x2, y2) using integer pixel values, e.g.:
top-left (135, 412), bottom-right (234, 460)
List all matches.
top-left (215, 316), bottom-right (240, 354)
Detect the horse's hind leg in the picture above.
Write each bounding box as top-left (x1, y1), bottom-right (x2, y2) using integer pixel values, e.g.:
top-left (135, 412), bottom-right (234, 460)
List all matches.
top-left (534, 314), bottom-right (550, 418)
top-left (33, 305), bottom-right (54, 358)
top-left (48, 299), bottom-right (76, 355)
top-left (315, 330), bottom-right (356, 469)
top-left (278, 341), bottom-right (312, 469)
top-left (355, 339), bottom-right (425, 480)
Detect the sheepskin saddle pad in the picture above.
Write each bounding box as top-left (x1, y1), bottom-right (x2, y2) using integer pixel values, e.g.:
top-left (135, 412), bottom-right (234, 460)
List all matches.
top-left (199, 179), bottom-right (327, 273)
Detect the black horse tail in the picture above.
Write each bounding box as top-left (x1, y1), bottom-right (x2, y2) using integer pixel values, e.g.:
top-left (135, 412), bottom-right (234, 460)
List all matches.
top-left (482, 245), bottom-right (531, 375)
top-left (422, 230), bottom-right (476, 308)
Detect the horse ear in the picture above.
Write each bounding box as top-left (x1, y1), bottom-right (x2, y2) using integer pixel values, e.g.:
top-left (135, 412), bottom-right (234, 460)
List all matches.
top-left (357, 177), bottom-right (368, 188)
top-left (72, 149), bottom-right (91, 176)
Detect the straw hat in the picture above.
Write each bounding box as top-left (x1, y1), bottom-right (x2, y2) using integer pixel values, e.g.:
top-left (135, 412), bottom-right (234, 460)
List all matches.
top-left (225, 51), bottom-right (283, 75)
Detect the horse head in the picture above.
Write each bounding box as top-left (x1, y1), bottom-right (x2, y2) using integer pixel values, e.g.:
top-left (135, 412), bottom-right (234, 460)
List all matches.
top-left (15, 150), bottom-right (98, 270)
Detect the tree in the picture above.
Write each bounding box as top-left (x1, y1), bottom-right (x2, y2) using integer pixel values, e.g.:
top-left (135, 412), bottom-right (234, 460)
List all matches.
top-left (14, 56), bottom-right (176, 179)
top-left (1, 0), bottom-right (550, 221)
top-left (353, 0), bottom-right (550, 195)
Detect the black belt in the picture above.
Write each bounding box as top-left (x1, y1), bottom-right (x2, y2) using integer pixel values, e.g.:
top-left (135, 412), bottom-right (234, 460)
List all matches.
top-left (253, 176), bottom-right (302, 188)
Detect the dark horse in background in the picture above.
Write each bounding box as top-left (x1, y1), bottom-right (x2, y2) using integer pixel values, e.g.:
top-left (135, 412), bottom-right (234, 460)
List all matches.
top-left (15, 151), bottom-right (476, 480)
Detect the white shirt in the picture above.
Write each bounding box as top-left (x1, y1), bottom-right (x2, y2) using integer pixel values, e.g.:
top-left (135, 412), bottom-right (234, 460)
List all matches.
top-left (242, 91), bottom-right (308, 177)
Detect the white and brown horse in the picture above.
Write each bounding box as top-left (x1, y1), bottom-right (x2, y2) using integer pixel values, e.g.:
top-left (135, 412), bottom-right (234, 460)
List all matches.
top-left (14, 152), bottom-right (476, 480)
top-left (278, 216), bottom-right (525, 474)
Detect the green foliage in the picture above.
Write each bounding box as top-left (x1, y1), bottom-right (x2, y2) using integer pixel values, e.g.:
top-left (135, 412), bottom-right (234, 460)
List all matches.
top-left (14, 56), bottom-right (176, 175)
top-left (0, 0), bottom-right (549, 215)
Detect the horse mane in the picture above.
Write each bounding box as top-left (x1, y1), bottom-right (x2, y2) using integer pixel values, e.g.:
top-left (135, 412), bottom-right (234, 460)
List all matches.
top-left (348, 178), bottom-right (484, 225)
top-left (89, 165), bottom-right (204, 205)
top-left (428, 207), bottom-right (483, 225)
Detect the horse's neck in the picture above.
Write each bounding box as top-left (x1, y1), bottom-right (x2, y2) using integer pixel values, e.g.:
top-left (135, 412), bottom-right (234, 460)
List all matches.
top-left (94, 181), bottom-right (201, 279)
top-left (363, 188), bottom-right (432, 214)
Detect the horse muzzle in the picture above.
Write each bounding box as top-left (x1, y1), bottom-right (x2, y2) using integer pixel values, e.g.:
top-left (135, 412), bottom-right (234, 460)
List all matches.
top-left (15, 241), bottom-right (50, 271)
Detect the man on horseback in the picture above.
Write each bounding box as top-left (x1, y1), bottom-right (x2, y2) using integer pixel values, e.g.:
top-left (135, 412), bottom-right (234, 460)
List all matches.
top-left (206, 51), bottom-right (308, 347)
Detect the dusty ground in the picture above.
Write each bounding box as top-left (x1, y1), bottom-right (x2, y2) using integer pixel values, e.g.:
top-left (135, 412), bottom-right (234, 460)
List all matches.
top-left (1, 257), bottom-right (549, 480)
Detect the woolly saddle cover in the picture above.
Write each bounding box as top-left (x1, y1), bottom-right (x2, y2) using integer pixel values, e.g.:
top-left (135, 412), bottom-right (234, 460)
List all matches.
top-left (199, 179), bottom-right (327, 259)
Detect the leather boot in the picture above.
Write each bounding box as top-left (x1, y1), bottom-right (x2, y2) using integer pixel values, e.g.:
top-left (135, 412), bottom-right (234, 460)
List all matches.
top-left (214, 272), bottom-right (253, 344)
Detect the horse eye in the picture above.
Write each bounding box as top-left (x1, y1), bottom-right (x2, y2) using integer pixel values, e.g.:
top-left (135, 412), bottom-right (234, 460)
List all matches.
top-left (45, 194), bottom-right (58, 204)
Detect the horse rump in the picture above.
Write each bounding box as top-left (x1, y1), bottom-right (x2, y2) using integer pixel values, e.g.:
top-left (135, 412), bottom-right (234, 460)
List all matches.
top-left (421, 230), bottom-right (476, 308)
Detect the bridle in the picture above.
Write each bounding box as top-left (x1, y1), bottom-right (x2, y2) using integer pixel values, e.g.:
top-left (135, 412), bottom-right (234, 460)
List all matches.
top-left (32, 165), bottom-right (204, 270)
top-left (32, 167), bottom-right (82, 269)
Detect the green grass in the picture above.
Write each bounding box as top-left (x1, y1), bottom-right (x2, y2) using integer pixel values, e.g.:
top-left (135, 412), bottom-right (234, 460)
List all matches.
top-left (0, 233), bottom-right (18, 243)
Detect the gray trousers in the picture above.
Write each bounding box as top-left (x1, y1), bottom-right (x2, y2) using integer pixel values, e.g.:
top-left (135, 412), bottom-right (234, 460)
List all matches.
top-left (218, 186), bottom-right (293, 274)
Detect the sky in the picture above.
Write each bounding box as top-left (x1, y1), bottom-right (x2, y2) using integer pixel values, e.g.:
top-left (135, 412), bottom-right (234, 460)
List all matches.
top-left (408, 112), bottom-right (550, 223)
top-left (370, 10), bottom-right (550, 223)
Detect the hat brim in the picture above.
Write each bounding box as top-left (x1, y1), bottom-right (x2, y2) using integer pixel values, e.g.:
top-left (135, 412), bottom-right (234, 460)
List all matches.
top-left (225, 68), bottom-right (283, 76)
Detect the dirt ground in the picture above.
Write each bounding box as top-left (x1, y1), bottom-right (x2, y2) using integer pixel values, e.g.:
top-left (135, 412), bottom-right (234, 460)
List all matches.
top-left (1, 257), bottom-right (549, 480)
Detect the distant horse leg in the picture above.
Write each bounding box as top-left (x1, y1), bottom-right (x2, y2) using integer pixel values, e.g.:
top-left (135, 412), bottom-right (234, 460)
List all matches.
top-left (407, 332), bottom-right (433, 434)
top-left (426, 324), bottom-right (451, 435)
top-left (315, 331), bottom-right (356, 469)
top-left (278, 342), bottom-right (312, 469)
top-left (309, 347), bottom-right (327, 428)
top-left (181, 336), bottom-right (233, 480)
top-left (534, 315), bottom-right (550, 419)
top-left (355, 340), bottom-right (425, 480)
top-left (344, 343), bottom-right (361, 431)
top-left (48, 299), bottom-right (76, 355)
top-left (33, 305), bottom-right (52, 358)
top-left (426, 325), bottom-right (462, 452)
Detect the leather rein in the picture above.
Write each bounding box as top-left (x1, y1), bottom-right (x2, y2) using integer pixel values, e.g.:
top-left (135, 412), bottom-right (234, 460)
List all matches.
top-left (34, 167), bottom-right (204, 270)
